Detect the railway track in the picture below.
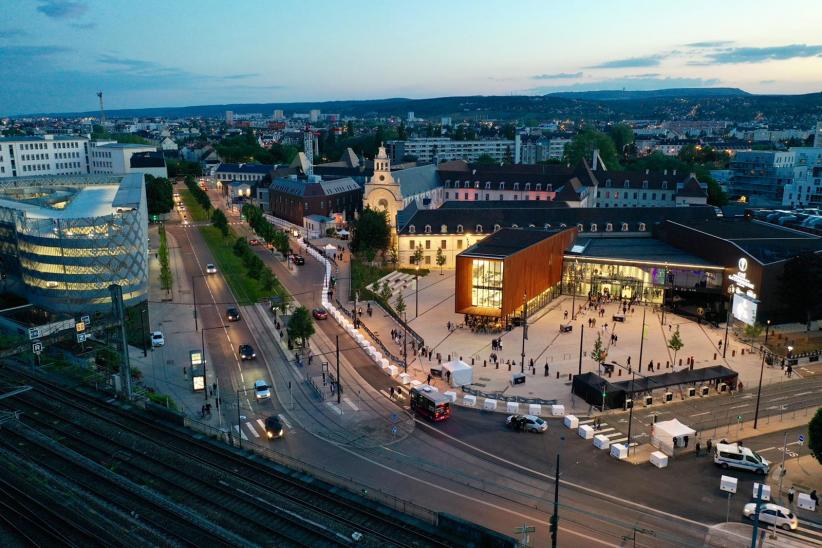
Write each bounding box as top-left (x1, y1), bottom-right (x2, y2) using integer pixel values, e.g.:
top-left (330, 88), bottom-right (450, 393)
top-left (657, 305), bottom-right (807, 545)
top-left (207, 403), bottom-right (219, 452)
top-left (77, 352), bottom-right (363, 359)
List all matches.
top-left (0, 367), bottom-right (453, 547)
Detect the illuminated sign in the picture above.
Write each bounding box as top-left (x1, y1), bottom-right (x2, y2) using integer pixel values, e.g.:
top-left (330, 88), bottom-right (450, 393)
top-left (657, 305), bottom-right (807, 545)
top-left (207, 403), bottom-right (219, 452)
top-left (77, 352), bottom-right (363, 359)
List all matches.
top-left (189, 350), bottom-right (203, 366)
top-left (192, 375), bottom-right (205, 391)
top-left (728, 257), bottom-right (756, 296)
top-left (732, 293), bottom-right (758, 326)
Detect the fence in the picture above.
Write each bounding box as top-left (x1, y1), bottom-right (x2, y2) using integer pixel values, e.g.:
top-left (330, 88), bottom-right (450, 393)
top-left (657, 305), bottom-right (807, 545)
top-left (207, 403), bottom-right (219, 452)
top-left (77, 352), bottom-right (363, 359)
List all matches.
top-left (185, 417), bottom-right (438, 525)
top-left (334, 299), bottom-right (405, 364)
top-left (461, 385), bottom-right (558, 407)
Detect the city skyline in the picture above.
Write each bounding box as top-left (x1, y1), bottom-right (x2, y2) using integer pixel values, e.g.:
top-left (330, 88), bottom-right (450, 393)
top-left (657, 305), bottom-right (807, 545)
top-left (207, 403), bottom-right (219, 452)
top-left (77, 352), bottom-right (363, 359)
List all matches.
top-left (2, 0), bottom-right (822, 115)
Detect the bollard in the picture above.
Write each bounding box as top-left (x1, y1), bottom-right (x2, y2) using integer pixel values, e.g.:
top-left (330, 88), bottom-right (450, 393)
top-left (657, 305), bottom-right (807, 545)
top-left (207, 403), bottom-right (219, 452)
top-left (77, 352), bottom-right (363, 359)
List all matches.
top-left (618, 368), bottom-right (622, 376)
top-left (471, 357), bottom-right (475, 365)
top-left (714, 352), bottom-right (717, 360)
top-left (679, 358), bottom-right (682, 366)
top-left (607, 370), bottom-right (612, 378)
top-left (508, 362), bottom-right (511, 371)
top-left (533, 368), bottom-right (535, 376)
top-left (741, 348), bottom-right (745, 355)
top-left (448, 354), bottom-right (451, 361)
top-left (496, 362), bottom-right (499, 369)
top-left (484, 360), bottom-right (487, 368)
top-left (556, 370), bottom-right (560, 379)
top-left (732, 350), bottom-right (736, 357)
top-left (460, 356), bottom-right (463, 361)
top-left (568, 373), bottom-right (572, 381)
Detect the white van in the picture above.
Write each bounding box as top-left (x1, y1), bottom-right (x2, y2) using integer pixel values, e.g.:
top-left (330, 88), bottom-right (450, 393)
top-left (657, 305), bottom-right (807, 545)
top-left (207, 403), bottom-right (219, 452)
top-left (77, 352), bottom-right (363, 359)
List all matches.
top-left (713, 442), bottom-right (769, 474)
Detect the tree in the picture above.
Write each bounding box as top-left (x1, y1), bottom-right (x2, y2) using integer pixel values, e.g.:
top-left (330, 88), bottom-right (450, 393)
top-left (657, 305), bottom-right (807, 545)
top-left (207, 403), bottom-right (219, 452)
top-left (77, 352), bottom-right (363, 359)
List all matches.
top-left (260, 268), bottom-right (276, 291)
top-left (564, 129), bottom-right (620, 169)
top-left (591, 334), bottom-right (606, 364)
top-left (781, 253), bottom-right (822, 330)
top-left (394, 291), bottom-right (406, 317)
top-left (809, 407), bottom-right (822, 465)
top-left (412, 247), bottom-right (424, 267)
top-left (145, 175), bottom-right (174, 215)
top-left (475, 153), bottom-right (497, 166)
top-left (350, 207), bottom-right (390, 254)
top-left (211, 208), bottom-right (229, 237)
top-left (609, 124), bottom-right (634, 157)
top-left (379, 281), bottom-right (393, 303)
top-left (436, 247), bottom-right (446, 274)
top-left (346, 120), bottom-right (355, 135)
top-left (744, 323), bottom-right (764, 349)
top-left (668, 327), bottom-right (684, 366)
top-left (287, 306), bottom-right (315, 347)
top-left (397, 121), bottom-right (407, 141)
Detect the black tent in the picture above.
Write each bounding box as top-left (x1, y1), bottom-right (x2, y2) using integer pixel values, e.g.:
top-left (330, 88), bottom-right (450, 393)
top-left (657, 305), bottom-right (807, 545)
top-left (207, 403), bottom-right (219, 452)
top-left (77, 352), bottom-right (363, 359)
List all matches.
top-left (572, 372), bottom-right (626, 410)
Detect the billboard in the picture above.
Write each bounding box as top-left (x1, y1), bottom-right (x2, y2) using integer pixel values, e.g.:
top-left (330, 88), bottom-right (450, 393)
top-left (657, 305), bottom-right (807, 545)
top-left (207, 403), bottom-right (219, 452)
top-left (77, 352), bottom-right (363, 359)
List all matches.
top-left (732, 293), bottom-right (758, 326)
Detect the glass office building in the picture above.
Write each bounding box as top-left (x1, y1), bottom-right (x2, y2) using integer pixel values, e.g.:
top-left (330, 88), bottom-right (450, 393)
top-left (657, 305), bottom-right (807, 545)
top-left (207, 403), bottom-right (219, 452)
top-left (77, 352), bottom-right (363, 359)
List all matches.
top-left (0, 174), bottom-right (148, 314)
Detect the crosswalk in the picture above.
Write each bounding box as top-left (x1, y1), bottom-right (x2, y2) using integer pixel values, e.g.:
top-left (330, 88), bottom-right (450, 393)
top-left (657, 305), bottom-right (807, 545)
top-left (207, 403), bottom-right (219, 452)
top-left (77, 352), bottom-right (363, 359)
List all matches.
top-left (577, 419), bottom-right (634, 447)
top-left (232, 413), bottom-right (295, 441)
top-left (780, 523), bottom-right (822, 545)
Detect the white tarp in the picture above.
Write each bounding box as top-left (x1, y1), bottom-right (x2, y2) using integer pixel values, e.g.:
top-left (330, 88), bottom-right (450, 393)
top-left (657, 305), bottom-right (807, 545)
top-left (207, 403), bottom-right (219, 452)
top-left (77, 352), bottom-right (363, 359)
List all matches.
top-left (651, 418), bottom-right (696, 456)
top-left (442, 359), bottom-right (473, 387)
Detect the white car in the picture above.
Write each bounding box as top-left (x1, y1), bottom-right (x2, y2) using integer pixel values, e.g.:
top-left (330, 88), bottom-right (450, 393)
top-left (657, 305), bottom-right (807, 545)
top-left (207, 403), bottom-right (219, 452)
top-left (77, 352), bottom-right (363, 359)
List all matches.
top-left (206, 263), bottom-right (217, 274)
top-left (506, 414), bottom-right (548, 433)
top-left (254, 380), bottom-right (271, 401)
top-left (743, 503), bottom-right (798, 531)
top-left (151, 331), bottom-right (165, 347)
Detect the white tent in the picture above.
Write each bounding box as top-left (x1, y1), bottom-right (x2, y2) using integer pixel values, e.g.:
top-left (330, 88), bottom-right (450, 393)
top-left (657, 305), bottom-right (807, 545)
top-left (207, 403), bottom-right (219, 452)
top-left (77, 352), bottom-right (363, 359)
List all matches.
top-left (324, 244), bottom-right (337, 257)
top-left (337, 229), bottom-right (350, 237)
top-left (442, 359), bottom-right (473, 387)
top-left (651, 418), bottom-right (696, 456)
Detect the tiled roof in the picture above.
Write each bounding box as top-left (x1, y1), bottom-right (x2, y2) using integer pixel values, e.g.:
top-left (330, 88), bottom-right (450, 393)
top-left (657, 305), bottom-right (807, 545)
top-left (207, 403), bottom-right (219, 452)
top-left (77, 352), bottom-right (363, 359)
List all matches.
top-left (461, 228), bottom-right (562, 258)
top-left (215, 163), bottom-right (274, 175)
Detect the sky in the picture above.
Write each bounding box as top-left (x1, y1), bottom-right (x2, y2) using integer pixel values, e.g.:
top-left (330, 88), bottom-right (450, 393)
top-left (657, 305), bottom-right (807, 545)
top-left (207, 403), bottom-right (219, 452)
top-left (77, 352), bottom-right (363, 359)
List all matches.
top-left (2, 0), bottom-right (822, 115)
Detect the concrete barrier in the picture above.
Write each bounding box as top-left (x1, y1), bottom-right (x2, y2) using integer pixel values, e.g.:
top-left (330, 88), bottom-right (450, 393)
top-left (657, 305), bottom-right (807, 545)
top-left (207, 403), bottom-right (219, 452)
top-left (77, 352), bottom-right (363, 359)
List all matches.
top-left (650, 451), bottom-right (669, 468)
top-left (463, 395), bottom-right (477, 407)
top-left (578, 424), bottom-right (594, 439)
top-left (398, 373), bottom-right (411, 385)
top-left (563, 415), bottom-right (578, 429)
top-left (528, 404), bottom-right (541, 416)
top-left (444, 391), bottom-right (457, 402)
top-left (610, 444), bottom-right (627, 459)
top-left (483, 398), bottom-right (498, 411)
top-left (506, 401), bottom-right (519, 414)
top-left (593, 434), bottom-right (611, 450)
top-left (387, 365), bottom-right (398, 377)
top-left (550, 404), bottom-right (565, 416)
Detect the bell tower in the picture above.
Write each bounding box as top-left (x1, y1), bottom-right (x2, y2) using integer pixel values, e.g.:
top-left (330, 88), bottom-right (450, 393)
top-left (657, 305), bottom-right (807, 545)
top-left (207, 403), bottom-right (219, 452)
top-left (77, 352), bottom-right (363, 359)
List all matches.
top-left (363, 144), bottom-right (403, 242)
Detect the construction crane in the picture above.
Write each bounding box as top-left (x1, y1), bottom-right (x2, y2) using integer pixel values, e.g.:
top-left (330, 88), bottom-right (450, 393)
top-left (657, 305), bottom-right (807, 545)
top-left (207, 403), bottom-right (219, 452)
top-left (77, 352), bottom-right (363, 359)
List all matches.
top-left (97, 91), bottom-right (105, 125)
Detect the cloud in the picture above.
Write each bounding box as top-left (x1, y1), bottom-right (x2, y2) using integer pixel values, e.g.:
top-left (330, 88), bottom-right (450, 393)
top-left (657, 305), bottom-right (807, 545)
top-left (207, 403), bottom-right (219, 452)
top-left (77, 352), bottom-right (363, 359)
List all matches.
top-left (526, 75), bottom-right (721, 94)
top-left (221, 73), bottom-right (260, 80)
top-left (703, 43), bottom-right (822, 64)
top-left (98, 54), bottom-right (157, 70)
top-left (0, 45), bottom-right (72, 57)
top-left (587, 55), bottom-right (664, 69)
top-left (685, 40), bottom-right (733, 48)
top-left (71, 22), bottom-right (96, 30)
top-left (531, 72), bottom-right (583, 80)
top-left (760, 79), bottom-right (777, 84)
top-left (36, 0), bottom-right (88, 19)
top-left (0, 29), bottom-right (28, 39)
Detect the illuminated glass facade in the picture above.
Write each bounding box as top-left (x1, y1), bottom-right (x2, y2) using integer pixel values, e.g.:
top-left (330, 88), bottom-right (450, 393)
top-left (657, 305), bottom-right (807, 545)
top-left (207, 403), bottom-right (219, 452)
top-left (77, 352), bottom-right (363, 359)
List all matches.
top-left (0, 174), bottom-right (148, 314)
top-left (471, 259), bottom-right (503, 310)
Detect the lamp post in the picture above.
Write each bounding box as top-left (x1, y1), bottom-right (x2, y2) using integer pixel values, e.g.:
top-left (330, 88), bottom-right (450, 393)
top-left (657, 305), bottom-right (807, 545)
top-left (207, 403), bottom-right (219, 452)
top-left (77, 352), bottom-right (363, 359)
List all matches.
top-left (192, 273), bottom-right (207, 332)
top-left (520, 292), bottom-right (528, 374)
top-left (550, 436), bottom-right (565, 548)
top-left (764, 319), bottom-right (771, 347)
top-left (201, 325), bottom-right (228, 402)
top-left (570, 260), bottom-right (578, 321)
top-left (415, 265), bottom-right (419, 319)
top-left (753, 348), bottom-right (766, 429)
top-left (723, 294), bottom-right (732, 359)
top-left (628, 306), bottom-right (646, 455)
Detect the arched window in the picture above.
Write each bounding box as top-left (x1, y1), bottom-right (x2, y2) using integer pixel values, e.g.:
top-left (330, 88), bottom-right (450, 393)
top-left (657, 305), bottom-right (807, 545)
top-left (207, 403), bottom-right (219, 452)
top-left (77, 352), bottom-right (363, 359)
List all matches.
top-left (638, 222), bottom-right (646, 231)
top-left (441, 224), bottom-right (448, 233)
top-left (576, 223), bottom-right (583, 232)
top-left (456, 224), bottom-right (464, 234)
top-left (642, 180), bottom-right (648, 189)
top-left (605, 179), bottom-right (612, 187)
top-left (409, 225), bottom-right (416, 234)
top-left (493, 224), bottom-right (501, 232)
top-left (424, 225), bottom-right (431, 233)
top-left (528, 224), bottom-right (536, 228)
top-left (621, 222), bottom-right (629, 232)
top-left (590, 223), bottom-right (598, 232)
top-left (624, 180), bottom-right (630, 188)
top-left (525, 183), bottom-right (531, 192)
top-left (559, 223), bottom-right (567, 228)
top-left (485, 182), bottom-right (491, 189)
top-left (606, 223), bottom-right (613, 232)
top-left (499, 183), bottom-right (505, 190)
top-left (661, 181), bottom-right (668, 190)
top-left (544, 223), bottom-right (551, 229)
top-left (513, 183), bottom-right (520, 191)
top-left (476, 224), bottom-right (483, 232)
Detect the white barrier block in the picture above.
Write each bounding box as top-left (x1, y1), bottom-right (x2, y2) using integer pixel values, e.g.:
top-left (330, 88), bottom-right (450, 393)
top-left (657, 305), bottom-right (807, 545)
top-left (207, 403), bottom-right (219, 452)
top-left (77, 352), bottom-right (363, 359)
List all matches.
top-left (410, 380), bottom-right (423, 389)
top-left (593, 434), bottom-right (611, 450)
top-left (387, 365), bottom-right (398, 377)
top-left (381, 364), bottom-right (391, 375)
top-left (610, 444), bottom-right (628, 459)
top-left (506, 401), bottom-right (519, 414)
top-left (650, 451), bottom-right (669, 469)
top-left (563, 415), bottom-right (579, 429)
top-left (798, 493), bottom-right (816, 511)
top-left (528, 404), bottom-right (542, 416)
top-left (444, 391), bottom-right (457, 402)
top-left (463, 395), bottom-right (477, 407)
top-left (483, 398), bottom-right (497, 411)
top-left (398, 373), bottom-right (411, 385)
top-left (578, 424), bottom-right (594, 439)
top-left (550, 404), bottom-right (565, 416)
top-left (752, 483), bottom-right (771, 502)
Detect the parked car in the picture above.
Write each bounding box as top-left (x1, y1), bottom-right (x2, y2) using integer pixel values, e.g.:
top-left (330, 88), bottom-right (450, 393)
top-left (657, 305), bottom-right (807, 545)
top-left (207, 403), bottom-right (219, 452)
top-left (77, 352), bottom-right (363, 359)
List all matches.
top-left (264, 416), bottom-right (284, 439)
top-left (254, 380), bottom-right (271, 401)
top-left (151, 331), bottom-right (165, 347)
top-left (226, 308), bottom-right (241, 322)
top-left (206, 263), bottom-right (217, 274)
top-left (249, 239), bottom-right (260, 246)
top-left (506, 414), bottom-right (548, 433)
top-left (292, 255), bottom-right (305, 265)
top-left (713, 442), bottom-right (769, 474)
top-left (743, 503), bottom-right (798, 531)
top-left (312, 307), bottom-right (328, 320)
top-left (239, 344), bottom-right (256, 360)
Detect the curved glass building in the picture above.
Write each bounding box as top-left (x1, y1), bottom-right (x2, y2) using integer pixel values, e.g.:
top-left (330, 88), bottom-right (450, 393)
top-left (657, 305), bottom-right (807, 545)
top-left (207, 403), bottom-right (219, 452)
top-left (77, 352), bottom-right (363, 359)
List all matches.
top-left (0, 173), bottom-right (148, 314)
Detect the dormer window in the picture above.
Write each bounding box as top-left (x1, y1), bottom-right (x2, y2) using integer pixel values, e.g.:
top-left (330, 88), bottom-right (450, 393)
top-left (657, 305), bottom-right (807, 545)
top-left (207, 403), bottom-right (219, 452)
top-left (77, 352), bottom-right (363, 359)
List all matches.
top-left (441, 224), bottom-right (448, 233)
top-left (528, 224), bottom-right (536, 228)
top-left (409, 225), bottom-right (416, 234)
top-left (661, 181), bottom-right (668, 190)
top-left (560, 223), bottom-right (567, 229)
top-left (606, 223), bottom-right (613, 232)
top-left (456, 224), bottom-right (464, 234)
top-left (638, 222), bottom-right (646, 231)
top-left (511, 224), bottom-right (519, 229)
top-left (424, 225), bottom-right (431, 233)
top-left (536, 184), bottom-right (541, 192)
top-left (576, 223), bottom-right (584, 232)
top-left (494, 224), bottom-right (501, 232)
top-left (590, 223), bottom-right (598, 232)
top-left (525, 183), bottom-right (531, 192)
top-left (474, 181), bottom-right (480, 189)
top-left (513, 183), bottom-right (520, 191)
top-left (464, 181), bottom-right (471, 189)
top-left (476, 224), bottom-right (483, 232)
top-left (624, 180), bottom-right (630, 188)
top-left (621, 222), bottom-right (629, 232)
top-left (605, 179), bottom-right (612, 187)
top-left (642, 181), bottom-right (648, 189)
top-left (499, 183), bottom-right (505, 190)
top-left (544, 223), bottom-right (551, 229)
top-left (485, 182), bottom-right (491, 189)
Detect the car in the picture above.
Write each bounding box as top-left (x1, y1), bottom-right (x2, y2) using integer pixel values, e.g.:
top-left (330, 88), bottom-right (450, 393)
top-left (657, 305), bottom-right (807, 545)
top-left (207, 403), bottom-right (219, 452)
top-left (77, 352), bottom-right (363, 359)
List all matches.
top-left (312, 307), bottom-right (328, 320)
top-left (506, 414), bottom-right (548, 433)
top-left (713, 442), bottom-right (769, 474)
top-left (226, 308), bottom-right (241, 321)
top-left (150, 331), bottom-right (165, 347)
top-left (254, 379), bottom-right (271, 401)
top-left (206, 263), bottom-right (217, 274)
top-left (292, 255), bottom-right (305, 265)
top-left (239, 344), bottom-right (256, 360)
top-left (178, 204), bottom-right (186, 211)
top-left (743, 503), bottom-right (798, 531)
top-left (264, 416), bottom-right (284, 439)
top-left (249, 238), bottom-right (260, 246)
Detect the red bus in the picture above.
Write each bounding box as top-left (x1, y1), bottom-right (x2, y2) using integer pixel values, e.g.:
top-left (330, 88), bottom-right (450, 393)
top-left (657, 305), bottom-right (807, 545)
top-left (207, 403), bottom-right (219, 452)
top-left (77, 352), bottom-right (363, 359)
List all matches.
top-left (410, 386), bottom-right (451, 422)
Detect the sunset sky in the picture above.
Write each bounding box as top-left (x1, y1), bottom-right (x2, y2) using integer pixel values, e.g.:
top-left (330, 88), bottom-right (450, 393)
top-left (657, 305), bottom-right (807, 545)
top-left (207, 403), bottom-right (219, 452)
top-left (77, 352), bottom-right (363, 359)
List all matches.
top-left (3, 0), bottom-right (822, 114)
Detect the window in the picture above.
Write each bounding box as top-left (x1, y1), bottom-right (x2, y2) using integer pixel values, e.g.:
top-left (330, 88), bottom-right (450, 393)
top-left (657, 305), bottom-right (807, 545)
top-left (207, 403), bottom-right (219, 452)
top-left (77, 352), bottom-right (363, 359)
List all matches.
top-left (624, 180), bottom-right (630, 188)
top-left (409, 240), bottom-right (415, 249)
top-left (424, 225), bottom-right (431, 233)
top-left (661, 182), bottom-right (668, 190)
top-left (576, 223), bottom-right (584, 232)
top-left (493, 224), bottom-right (501, 232)
top-left (441, 240), bottom-right (447, 249)
top-left (441, 224), bottom-right (448, 233)
top-left (605, 179), bottom-right (612, 187)
top-left (425, 240), bottom-right (431, 249)
top-left (638, 223), bottom-right (646, 231)
top-left (633, 192), bottom-right (637, 199)
top-left (425, 256), bottom-right (431, 265)
top-left (511, 224), bottom-right (519, 229)
top-left (590, 223), bottom-right (598, 232)
top-left (606, 223), bottom-right (613, 232)
top-left (642, 181), bottom-right (648, 189)
top-left (525, 183), bottom-right (531, 192)
top-left (445, 192), bottom-right (450, 199)
top-left (642, 193), bottom-right (647, 200)
top-left (456, 224), bottom-right (464, 233)
top-left (485, 182), bottom-right (491, 189)
top-left (409, 225), bottom-right (416, 234)
top-left (485, 194), bottom-right (490, 200)
top-left (621, 222), bottom-right (629, 232)
top-left (544, 223), bottom-right (551, 229)
top-left (471, 259), bottom-right (503, 309)
top-left (513, 183), bottom-right (519, 191)
top-left (476, 224), bottom-right (482, 232)
top-left (464, 192), bottom-right (469, 200)
top-left (536, 184), bottom-right (541, 192)
top-left (457, 240), bottom-right (463, 249)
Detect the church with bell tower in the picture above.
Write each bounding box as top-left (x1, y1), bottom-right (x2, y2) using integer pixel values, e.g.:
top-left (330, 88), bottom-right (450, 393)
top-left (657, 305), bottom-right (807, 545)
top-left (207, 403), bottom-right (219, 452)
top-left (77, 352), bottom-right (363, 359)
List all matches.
top-left (363, 145), bottom-right (404, 233)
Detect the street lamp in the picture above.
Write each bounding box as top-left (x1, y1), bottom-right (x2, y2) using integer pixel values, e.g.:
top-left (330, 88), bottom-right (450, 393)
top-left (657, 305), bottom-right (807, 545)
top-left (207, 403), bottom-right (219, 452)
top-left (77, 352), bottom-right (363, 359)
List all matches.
top-left (764, 319), bottom-right (771, 347)
top-left (201, 324), bottom-right (228, 402)
top-left (415, 264), bottom-right (419, 319)
top-left (192, 273), bottom-right (208, 332)
top-left (571, 260), bottom-right (578, 321)
top-left (753, 347), bottom-right (766, 429)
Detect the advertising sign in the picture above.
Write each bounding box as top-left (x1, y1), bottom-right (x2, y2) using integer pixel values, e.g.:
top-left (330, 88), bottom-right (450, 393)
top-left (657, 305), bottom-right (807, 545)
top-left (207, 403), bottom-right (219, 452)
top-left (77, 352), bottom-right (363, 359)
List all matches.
top-left (192, 374), bottom-right (205, 391)
top-left (732, 293), bottom-right (758, 326)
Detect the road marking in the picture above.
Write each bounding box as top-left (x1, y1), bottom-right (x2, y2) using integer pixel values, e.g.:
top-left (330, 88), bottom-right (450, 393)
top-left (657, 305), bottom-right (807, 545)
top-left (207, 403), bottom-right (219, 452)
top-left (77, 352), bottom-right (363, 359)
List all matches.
top-left (277, 414), bottom-right (292, 430)
top-left (343, 396), bottom-right (359, 411)
top-left (233, 425), bottom-right (248, 440)
top-left (770, 396), bottom-right (788, 401)
top-left (794, 391), bottom-right (813, 396)
top-left (256, 419), bottom-right (265, 429)
top-left (610, 437), bottom-right (628, 444)
top-left (380, 389), bottom-right (392, 400)
top-left (325, 402), bottom-right (342, 415)
top-left (245, 422), bottom-right (260, 438)
top-left (415, 420), bottom-right (708, 529)
top-left (690, 411), bottom-right (711, 417)
top-left (729, 404), bottom-right (749, 409)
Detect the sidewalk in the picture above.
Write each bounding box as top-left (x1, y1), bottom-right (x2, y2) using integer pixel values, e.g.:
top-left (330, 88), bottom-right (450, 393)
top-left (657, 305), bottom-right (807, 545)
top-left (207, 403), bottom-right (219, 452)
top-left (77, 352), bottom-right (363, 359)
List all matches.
top-left (706, 522), bottom-right (816, 547)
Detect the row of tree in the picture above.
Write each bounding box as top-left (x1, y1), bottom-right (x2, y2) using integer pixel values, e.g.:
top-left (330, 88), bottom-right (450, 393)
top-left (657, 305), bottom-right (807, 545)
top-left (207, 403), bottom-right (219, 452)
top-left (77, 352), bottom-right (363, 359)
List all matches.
top-left (185, 175), bottom-right (212, 212)
top-left (145, 174), bottom-right (174, 215)
top-left (241, 204), bottom-right (290, 254)
top-left (232, 236), bottom-right (279, 291)
top-left (216, 130), bottom-right (297, 165)
top-left (158, 224), bottom-right (172, 294)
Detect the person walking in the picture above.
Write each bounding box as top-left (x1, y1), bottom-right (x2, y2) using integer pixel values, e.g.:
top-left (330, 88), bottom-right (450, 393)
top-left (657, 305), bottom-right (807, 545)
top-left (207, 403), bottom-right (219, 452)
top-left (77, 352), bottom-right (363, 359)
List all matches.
top-left (426, 373), bottom-right (432, 385)
top-left (788, 486), bottom-right (796, 505)
top-left (695, 441), bottom-right (701, 456)
top-left (706, 438), bottom-right (712, 455)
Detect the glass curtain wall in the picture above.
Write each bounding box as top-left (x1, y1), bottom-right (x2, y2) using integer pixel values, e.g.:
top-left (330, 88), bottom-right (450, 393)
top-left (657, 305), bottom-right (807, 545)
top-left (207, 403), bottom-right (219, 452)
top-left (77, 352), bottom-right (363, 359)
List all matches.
top-left (471, 259), bottom-right (503, 310)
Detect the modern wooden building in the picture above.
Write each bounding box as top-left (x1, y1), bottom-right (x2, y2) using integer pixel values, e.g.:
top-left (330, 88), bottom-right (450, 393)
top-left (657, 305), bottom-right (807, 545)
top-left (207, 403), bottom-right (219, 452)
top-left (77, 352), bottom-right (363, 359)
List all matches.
top-left (455, 228), bottom-right (577, 322)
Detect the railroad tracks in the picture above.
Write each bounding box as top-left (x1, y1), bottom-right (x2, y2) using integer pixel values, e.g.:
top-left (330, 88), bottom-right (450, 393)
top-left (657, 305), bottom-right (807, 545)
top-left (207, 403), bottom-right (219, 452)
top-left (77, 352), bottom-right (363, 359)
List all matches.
top-left (0, 367), bottom-right (452, 547)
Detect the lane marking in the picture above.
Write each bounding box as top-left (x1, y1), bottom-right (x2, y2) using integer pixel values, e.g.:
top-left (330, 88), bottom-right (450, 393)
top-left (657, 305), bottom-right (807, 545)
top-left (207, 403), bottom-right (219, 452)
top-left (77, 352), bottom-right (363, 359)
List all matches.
top-left (256, 419), bottom-right (265, 429)
top-left (343, 396), bottom-right (359, 411)
top-left (245, 422), bottom-right (260, 438)
top-left (690, 411), bottom-right (711, 417)
top-left (325, 402), bottom-right (342, 415)
top-left (729, 404), bottom-right (749, 410)
top-left (277, 414), bottom-right (292, 430)
top-left (232, 425), bottom-right (248, 440)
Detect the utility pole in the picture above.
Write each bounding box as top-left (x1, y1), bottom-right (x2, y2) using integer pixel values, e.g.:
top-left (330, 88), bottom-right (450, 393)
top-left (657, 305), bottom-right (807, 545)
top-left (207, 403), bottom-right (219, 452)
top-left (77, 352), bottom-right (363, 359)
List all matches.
top-left (354, 290), bottom-right (359, 328)
top-left (577, 325), bottom-right (584, 375)
top-left (403, 311), bottom-right (408, 373)
top-left (237, 392), bottom-right (242, 449)
top-left (550, 442), bottom-right (562, 548)
top-left (520, 292), bottom-right (528, 374)
top-left (723, 295), bottom-right (732, 358)
top-left (109, 284), bottom-right (132, 400)
top-left (570, 261), bottom-right (577, 321)
top-left (753, 350), bottom-right (766, 429)
top-left (193, 274), bottom-right (198, 332)
top-left (415, 266), bottom-right (419, 319)
top-left (336, 335), bottom-right (341, 404)
top-left (630, 307), bottom-right (646, 455)
top-left (751, 483), bottom-right (764, 547)
top-left (777, 431), bottom-right (788, 497)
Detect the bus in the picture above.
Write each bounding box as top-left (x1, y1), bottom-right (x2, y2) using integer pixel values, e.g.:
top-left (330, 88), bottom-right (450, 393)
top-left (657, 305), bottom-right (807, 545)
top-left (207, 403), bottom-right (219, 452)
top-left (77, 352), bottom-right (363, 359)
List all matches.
top-left (410, 386), bottom-right (451, 422)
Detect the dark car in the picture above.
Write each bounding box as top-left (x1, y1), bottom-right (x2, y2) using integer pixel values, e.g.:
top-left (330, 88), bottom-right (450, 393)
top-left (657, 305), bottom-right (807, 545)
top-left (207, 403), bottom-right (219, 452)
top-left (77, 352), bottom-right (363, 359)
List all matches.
top-left (226, 307), bottom-right (241, 321)
top-left (293, 255), bottom-right (305, 265)
top-left (312, 307), bottom-right (328, 320)
top-left (239, 344), bottom-right (256, 360)
top-left (264, 416), bottom-right (284, 439)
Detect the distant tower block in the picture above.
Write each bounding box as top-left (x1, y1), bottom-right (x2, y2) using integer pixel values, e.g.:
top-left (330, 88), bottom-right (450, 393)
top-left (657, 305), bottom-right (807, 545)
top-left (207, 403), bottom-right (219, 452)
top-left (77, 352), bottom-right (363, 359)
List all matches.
top-left (97, 91), bottom-right (105, 124)
top-left (226, 110), bottom-right (234, 126)
top-left (815, 121), bottom-right (822, 148)
top-left (304, 131), bottom-right (314, 176)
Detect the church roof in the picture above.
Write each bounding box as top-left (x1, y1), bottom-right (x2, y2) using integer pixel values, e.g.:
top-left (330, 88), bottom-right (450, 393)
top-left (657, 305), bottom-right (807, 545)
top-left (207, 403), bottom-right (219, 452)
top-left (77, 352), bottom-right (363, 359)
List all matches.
top-left (395, 164), bottom-right (439, 199)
